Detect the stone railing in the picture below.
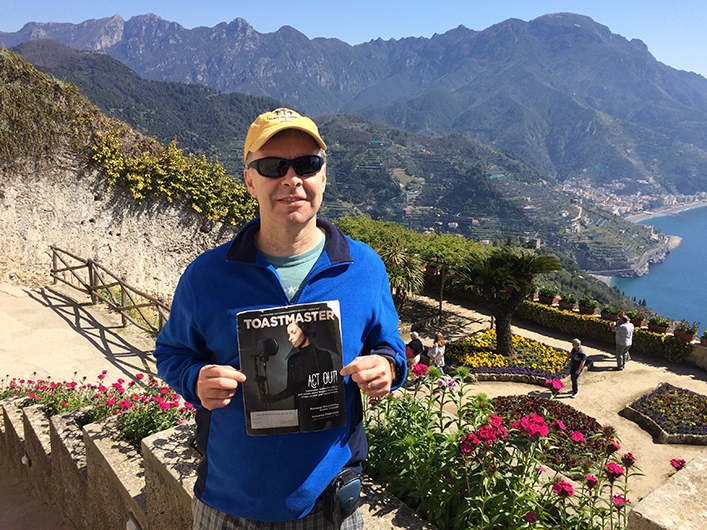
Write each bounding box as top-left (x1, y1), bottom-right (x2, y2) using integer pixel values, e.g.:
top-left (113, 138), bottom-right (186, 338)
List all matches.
top-left (0, 398), bottom-right (435, 530)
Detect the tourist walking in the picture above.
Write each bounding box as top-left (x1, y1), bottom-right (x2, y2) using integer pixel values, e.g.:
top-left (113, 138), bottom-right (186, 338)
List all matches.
top-left (612, 314), bottom-right (634, 370)
top-left (568, 338), bottom-right (587, 398)
top-left (428, 332), bottom-right (446, 374)
top-left (406, 331), bottom-right (424, 365)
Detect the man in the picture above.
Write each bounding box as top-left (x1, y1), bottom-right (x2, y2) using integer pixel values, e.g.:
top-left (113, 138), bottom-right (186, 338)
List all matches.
top-left (154, 108), bottom-right (406, 529)
top-left (612, 314), bottom-right (634, 370)
top-left (568, 338), bottom-right (587, 398)
top-left (406, 331), bottom-right (424, 365)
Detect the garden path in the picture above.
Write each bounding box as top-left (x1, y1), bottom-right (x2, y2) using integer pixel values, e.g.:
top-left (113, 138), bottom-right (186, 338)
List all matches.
top-left (400, 294), bottom-right (707, 503)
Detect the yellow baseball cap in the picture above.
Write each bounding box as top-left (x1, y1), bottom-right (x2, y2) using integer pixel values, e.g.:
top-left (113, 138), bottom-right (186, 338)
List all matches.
top-left (243, 108), bottom-right (327, 163)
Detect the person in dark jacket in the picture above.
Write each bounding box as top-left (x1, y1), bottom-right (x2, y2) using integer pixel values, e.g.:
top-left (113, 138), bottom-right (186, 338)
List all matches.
top-left (406, 331), bottom-right (424, 365)
top-left (568, 338), bottom-right (587, 398)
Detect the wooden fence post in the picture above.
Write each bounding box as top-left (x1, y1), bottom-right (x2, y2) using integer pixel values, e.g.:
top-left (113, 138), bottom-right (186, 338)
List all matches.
top-left (158, 297), bottom-right (165, 332)
top-left (88, 260), bottom-right (98, 304)
top-left (52, 249), bottom-right (57, 285)
top-left (120, 276), bottom-right (128, 328)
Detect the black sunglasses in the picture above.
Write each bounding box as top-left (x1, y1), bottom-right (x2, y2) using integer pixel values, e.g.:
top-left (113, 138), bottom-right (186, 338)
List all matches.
top-left (247, 155), bottom-right (324, 178)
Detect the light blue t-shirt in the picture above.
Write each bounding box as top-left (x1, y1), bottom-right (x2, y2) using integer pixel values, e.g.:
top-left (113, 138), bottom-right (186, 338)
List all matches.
top-left (260, 235), bottom-right (326, 301)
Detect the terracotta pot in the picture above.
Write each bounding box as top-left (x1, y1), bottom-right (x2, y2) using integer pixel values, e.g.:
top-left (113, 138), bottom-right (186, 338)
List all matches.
top-left (647, 323), bottom-right (669, 333)
top-left (538, 295), bottom-right (555, 305)
top-left (700, 337), bottom-right (707, 346)
top-left (558, 301), bottom-right (576, 310)
top-left (630, 318), bottom-right (646, 328)
top-left (673, 330), bottom-right (696, 342)
top-left (601, 312), bottom-right (619, 321)
top-left (578, 306), bottom-right (598, 315)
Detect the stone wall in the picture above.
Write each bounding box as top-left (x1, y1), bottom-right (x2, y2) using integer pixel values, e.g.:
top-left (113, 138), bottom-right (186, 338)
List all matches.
top-left (0, 397), bottom-right (436, 530)
top-left (0, 154), bottom-right (244, 298)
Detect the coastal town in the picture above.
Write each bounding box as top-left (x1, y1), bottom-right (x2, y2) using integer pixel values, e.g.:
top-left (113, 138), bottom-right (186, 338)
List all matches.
top-left (561, 176), bottom-right (707, 222)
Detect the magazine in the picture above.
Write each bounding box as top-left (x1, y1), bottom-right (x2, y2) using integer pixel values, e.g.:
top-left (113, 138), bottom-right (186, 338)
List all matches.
top-left (237, 301), bottom-right (346, 435)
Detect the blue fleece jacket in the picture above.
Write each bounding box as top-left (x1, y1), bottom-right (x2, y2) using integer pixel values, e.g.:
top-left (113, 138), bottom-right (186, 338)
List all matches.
top-left (154, 218), bottom-right (406, 522)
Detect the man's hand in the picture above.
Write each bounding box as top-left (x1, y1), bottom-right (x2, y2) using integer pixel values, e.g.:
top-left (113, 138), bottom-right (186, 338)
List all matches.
top-left (196, 364), bottom-right (247, 410)
top-left (341, 354), bottom-right (394, 397)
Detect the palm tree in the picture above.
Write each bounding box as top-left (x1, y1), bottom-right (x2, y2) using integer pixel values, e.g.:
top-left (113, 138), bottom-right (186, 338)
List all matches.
top-left (451, 247), bottom-right (561, 357)
top-left (379, 245), bottom-right (425, 312)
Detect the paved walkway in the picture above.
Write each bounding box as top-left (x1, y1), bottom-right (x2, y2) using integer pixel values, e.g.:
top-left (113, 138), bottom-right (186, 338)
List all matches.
top-left (0, 282), bottom-right (157, 530)
top-left (1, 284), bottom-right (707, 525)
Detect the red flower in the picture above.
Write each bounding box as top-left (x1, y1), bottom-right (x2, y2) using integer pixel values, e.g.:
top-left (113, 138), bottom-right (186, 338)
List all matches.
top-left (524, 511), bottom-right (537, 522)
top-left (552, 480), bottom-right (574, 497)
top-left (586, 474), bottom-right (598, 490)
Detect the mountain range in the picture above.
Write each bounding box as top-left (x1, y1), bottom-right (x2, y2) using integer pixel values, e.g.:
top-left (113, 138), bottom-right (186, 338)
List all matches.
top-left (3, 12), bottom-right (707, 193)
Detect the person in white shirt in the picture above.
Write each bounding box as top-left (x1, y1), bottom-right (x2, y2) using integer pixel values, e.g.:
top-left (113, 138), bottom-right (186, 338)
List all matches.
top-left (428, 332), bottom-right (446, 374)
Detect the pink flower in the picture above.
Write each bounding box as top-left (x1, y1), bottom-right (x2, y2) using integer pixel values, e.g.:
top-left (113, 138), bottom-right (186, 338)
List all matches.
top-left (552, 480), bottom-right (574, 497)
top-left (570, 431), bottom-right (585, 442)
top-left (612, 494), bottom-right (631, 510)
top-left (97, 374), bottom-right (106, 380)
top-left (488, 414), bottom-right (503, 427)
top-left (552, 420), bottom-right (566, 431)
top-left (516, 414), bottom-right (549, 437)
top-left (460, 433), bottom-right (481, 453)
top-left (177, 419), bottom-right (189, 425)
top-left (621, 452), bottom-right (637, 468)
top-left (524, 511), bottom-right (537, 522)
top-left (605, 462), bottom-right (625, 482)
top-left (135, 373), bottom-right (145, 380)
top-left (586, 474), bottom-right (598, 490)
top-left (411, 364), bottom-right (429, 378)
top-left (670, 458), bottom-right (686, 470)
top-left (605, 439), bottom-right (620, 455)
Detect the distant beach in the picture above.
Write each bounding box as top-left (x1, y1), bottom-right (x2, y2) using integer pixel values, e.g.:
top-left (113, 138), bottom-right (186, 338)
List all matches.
top-left (624, 200), bottom-right (707, 223)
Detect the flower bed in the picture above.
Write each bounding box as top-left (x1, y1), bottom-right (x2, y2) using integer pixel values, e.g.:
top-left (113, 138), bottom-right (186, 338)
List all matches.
top-left (366, 371), bottom-right (639, 530)
top-left (447, 329), bottom-right (569, 383)
top-left (0, 372), bottom-right (195, 448)
top-left (621, 383), bottom-right (707, 444)
top-left (490, 394), bottom-right (605, 472)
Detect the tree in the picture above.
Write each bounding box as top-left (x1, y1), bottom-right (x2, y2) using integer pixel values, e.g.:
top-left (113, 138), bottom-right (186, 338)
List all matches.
top-left (451, 247), bottom-right (561, 358)
top-left (378, 246), bottom-right (425, 312)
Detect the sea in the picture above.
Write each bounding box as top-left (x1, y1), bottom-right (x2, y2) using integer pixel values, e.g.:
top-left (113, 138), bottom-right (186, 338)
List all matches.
top-left (612, 205), bottom-right (707, 333)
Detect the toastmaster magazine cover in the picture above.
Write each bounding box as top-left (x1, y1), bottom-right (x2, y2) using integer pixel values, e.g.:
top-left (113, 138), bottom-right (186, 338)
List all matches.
top-left (237, 301), bottom-right (346, 435)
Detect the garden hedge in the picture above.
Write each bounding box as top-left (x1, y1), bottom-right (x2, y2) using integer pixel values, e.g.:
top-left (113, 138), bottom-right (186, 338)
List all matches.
top-left (515, 301), bottom-right (692, 364)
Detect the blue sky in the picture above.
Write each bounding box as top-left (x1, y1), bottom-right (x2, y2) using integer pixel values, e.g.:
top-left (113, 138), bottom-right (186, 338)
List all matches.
top-left (2, 0), bottom-right (706, 77)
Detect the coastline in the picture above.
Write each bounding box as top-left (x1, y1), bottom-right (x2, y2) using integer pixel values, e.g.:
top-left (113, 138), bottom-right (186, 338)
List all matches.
top-left (624, 200), bottom-right (707, 223)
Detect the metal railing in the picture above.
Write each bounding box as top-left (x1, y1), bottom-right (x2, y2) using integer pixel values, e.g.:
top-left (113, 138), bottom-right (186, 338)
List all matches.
top-left (50, 246), bottom-right (170, 337)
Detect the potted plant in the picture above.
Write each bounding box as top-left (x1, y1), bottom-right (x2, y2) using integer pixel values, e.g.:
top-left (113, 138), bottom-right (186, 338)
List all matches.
top-left (537, 285), bottom-right (559, 305)
top-left (558, 292), bottom-right (577, 311)
top-left (647, 314), bottom-right (671, 333)
top-left (673, 320), bottom-right (700, 342)
top-left (600, 304), bottom-right (621, 321)
top-left (624, 309), bottom-right (648, 328)
top-left (701, 329), bottom-right (707, 347)
top-left (577, 296), bottom-right (600, 315)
